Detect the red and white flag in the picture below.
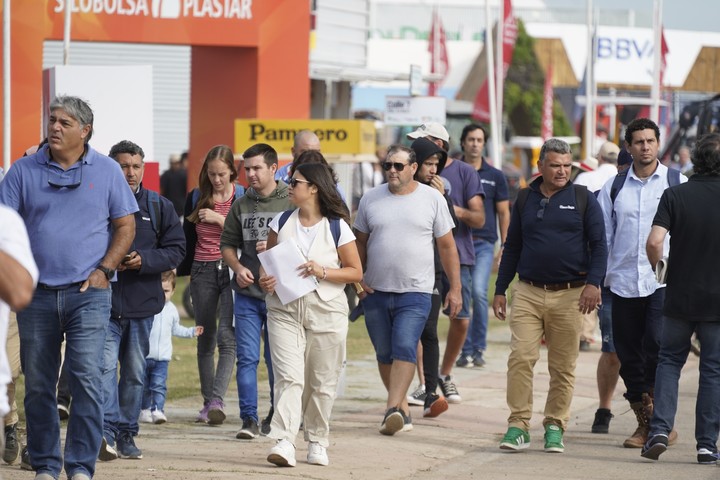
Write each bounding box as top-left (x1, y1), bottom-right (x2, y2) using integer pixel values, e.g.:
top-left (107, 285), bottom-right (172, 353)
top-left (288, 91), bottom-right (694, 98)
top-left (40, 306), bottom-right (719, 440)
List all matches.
top-left (541, 64), bottom-right (554, 140)
top-left (428, 8), bottom-right (449, 97)
top-left (472, 0), bottom-right (517, 122)
top-left (659, 27), bottom-right (669, 86)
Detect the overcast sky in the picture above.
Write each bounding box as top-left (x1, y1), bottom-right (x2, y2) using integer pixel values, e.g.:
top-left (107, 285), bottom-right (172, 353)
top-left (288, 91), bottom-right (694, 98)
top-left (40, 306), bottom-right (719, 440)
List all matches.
top-left (545, 0), bottom-right (718, 32)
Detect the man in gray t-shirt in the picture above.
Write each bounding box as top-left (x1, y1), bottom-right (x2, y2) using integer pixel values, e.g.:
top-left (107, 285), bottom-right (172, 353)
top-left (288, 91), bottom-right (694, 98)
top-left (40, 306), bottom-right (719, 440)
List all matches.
top-left (354, 144), bottom-right (461, 437)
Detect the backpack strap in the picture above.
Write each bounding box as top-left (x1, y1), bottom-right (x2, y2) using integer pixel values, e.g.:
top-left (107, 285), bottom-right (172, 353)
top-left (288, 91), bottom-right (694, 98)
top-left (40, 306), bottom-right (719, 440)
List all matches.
top-left (667, 167), bottom-right (681, 187)
top-left (191, 188), bottom-right (200, 210)
top-left (573, 184), bottom-right (588, 218)
top-left (515, 187), bottom-right (531, 215)
top-left (277, 209), bottom-right (341, 247)
top-left (609, 171), bottom-right (629, 205)
top-left (146, 190), bottom-right (162, 240)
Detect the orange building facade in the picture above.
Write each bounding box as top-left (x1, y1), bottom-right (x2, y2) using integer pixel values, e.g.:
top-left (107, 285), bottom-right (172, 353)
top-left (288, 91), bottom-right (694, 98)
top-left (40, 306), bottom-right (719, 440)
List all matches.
top-left (0, 0), bottom-right (310, 184)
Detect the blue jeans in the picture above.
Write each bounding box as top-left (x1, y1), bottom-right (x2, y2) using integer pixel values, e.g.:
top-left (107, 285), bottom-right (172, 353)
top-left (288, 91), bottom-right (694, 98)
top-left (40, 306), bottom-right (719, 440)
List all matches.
top-left (234, 294), bottom-right (274, 422)
top-left (463, 239), bottom-right (495, 356)
top-left (142, 359), bottom-right (169, 412)
top-left (363, 291), bottom-right (431, 364)
top-left (18, 286), bottom-right (110, 479)
top-left (650, 317), bottom-right (720, 452)
top-left (102, 316), bottom-right (153, 439)
top-left (190, 260), bottom-right (235, 403)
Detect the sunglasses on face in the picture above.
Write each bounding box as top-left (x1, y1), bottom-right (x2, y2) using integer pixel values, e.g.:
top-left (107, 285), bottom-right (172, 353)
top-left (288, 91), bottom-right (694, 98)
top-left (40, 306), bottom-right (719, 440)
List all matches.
top-left (289, 178), bottom-right (311, 188)
top-left (382, 162), bottom-right (411, 172)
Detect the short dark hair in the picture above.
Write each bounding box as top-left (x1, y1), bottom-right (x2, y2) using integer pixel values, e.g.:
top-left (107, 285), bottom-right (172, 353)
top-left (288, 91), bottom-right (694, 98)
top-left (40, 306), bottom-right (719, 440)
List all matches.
top-left (625, 118), bottom-right (660, 146)
top-left (692, 133), bottom-right (720, 176)
top-left (460, 124), bottom-right (489, 148)
top-left (243, 143), bottom-right (278, 167)
top-left (109, 140), bottom-right (145, 161)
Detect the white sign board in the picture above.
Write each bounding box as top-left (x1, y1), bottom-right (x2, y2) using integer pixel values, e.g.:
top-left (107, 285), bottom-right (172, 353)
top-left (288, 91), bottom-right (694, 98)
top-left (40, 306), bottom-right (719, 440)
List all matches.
top-left (384, 96), bottom-right (446, 126)
top-left (43, 65), bottom-right (155, 161)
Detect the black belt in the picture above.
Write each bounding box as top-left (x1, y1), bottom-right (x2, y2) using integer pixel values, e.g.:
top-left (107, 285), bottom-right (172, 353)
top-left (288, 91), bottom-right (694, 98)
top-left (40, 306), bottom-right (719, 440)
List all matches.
top-left (38, 282), bottom-right (84, 290)
top-left (520, 278), bottom-right (586, 291)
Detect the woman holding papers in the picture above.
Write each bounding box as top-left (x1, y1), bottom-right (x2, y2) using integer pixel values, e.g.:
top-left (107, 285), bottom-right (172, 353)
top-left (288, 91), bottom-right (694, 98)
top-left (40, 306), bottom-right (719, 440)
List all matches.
top-left (259, 162), bottom-right (362, 467)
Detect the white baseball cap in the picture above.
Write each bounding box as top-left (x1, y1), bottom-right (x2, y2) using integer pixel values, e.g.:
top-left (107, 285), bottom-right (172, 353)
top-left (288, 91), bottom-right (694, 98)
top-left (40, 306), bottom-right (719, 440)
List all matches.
top-left (406, 122), bottom-right (450, 143)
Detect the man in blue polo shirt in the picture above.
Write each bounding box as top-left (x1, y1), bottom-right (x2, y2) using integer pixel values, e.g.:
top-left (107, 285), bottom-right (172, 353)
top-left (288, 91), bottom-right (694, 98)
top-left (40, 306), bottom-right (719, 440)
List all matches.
top-left (458, 124), bottom-right (510, 368)
top-left (0, 95), bottom-right (137, 480)
top-left (493, 138), bottom-right (607, 454)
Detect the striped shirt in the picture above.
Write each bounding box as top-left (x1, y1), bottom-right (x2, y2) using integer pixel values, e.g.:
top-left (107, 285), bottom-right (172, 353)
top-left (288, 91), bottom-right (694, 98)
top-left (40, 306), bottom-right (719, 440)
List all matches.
top-left (194, 187), bottom-right (235, 261)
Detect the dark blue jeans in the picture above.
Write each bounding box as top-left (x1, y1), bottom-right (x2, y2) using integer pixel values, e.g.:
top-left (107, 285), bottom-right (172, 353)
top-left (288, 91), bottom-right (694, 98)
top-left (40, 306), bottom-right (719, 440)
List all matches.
top-left (649, 317), bottom-right (720, 452)
top-left (18, 286), bottom-right (110, 479)
top-left (611, 288), bottom-right (665, 403)
top-left (142, 359), bottom-right (170, 412)
top-left (102, 316), bottom-right (153, 439)
top-left (234, 294), bottom-right (274, 422)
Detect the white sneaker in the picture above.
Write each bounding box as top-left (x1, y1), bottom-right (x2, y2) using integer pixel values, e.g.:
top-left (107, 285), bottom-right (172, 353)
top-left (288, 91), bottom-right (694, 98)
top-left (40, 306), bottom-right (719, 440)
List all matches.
top-left (406, 384), bottom-right (426, 406)
top-left (267, 439), bottom-right (296, 467)
top-left (307, 441), bottom-right (329, 466)
top-left (151, 410), bottom-right (167, 424)
top-left (139, 409), bottom-right (152, 424)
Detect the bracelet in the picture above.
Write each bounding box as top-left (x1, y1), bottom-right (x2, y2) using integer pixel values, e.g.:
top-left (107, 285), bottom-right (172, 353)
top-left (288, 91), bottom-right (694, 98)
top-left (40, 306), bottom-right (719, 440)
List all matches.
top-left (321, 266), bottom-right (327, 280)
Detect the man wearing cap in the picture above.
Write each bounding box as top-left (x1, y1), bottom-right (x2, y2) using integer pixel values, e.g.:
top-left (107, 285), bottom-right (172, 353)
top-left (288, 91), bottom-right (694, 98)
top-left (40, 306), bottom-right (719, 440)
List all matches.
top-left (575, 142), bottom-right (620, 193)
top-left (493, 138), bottom-right (607, 453)
top-left (597, 118), bottom-right (687, 449)
top-left (354, 144), bottom-right (461, 436)
top-left (574, 141), bottom-right (621, 433)
top-left (406, 123), bottom-right (484, 405)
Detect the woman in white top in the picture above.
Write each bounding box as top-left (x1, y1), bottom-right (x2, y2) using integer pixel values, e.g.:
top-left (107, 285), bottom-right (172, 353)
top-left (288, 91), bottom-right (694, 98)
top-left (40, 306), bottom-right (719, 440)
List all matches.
top-left (259, 162), bottom-right (362, 468)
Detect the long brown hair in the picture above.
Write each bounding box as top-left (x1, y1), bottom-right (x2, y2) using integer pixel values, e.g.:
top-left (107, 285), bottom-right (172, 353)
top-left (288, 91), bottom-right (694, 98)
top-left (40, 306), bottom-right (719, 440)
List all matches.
top-left (294, 162), bottom-right (350, 225)
top-left (187, 145), bottom-right (237, 224)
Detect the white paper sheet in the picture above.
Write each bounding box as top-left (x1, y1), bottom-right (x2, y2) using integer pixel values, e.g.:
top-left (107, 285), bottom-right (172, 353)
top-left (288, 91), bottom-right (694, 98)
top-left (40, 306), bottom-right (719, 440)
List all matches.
top-left (258, 241), bottom-right (317, 305)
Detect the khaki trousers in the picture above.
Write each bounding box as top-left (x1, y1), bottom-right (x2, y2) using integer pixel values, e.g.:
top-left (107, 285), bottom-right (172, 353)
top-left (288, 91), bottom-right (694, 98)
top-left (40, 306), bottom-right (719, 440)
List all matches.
top-left (506, 281), bottom-right (583, 431)
top-left (4, 314), bottom-right (20, 427)
top-left (266, 291), bottom-right (347, 448)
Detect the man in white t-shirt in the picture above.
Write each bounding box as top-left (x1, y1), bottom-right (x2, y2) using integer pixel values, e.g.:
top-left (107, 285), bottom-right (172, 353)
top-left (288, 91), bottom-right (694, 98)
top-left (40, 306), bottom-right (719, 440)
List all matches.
top-left (0, 205), bottom-right (38, 446)
top-left (574, 142), bottom-right (620, 193)
top-left (353, 144), bottom-right (462, 436)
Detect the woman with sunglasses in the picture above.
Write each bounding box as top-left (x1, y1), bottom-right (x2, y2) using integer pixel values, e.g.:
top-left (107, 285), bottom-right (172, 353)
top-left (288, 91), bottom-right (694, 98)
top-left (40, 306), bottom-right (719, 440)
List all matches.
top-left (259, 162), bottom-right (362, 468)
top-left (177, 145), bottom-right (239, 425)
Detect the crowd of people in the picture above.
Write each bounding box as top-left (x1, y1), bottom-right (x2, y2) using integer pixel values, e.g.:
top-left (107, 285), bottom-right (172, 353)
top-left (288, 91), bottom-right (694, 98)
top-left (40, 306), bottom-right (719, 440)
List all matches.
top-left (0, 94), bottom-right (719, 480)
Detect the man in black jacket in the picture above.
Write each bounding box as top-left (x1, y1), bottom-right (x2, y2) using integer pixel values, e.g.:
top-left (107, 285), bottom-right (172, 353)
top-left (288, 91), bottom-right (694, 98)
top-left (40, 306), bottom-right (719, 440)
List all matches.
top-left (100, 141), bottom-right (186, 461)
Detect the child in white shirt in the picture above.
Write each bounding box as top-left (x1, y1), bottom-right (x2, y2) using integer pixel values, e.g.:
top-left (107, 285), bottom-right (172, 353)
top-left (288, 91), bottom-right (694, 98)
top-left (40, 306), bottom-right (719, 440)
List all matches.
top-left (140, 271), bottom-right (203, 424)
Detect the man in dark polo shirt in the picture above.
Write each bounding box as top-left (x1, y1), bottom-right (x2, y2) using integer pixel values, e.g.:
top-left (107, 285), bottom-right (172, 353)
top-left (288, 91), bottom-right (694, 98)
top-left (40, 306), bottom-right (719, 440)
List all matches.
top-left (493, 138), bottom-right (607, 454)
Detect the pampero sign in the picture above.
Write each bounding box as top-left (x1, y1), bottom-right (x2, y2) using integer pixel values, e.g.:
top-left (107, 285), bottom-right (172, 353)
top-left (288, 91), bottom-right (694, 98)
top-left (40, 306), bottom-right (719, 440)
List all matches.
top-left (384, 96), bottom-right (446, 126)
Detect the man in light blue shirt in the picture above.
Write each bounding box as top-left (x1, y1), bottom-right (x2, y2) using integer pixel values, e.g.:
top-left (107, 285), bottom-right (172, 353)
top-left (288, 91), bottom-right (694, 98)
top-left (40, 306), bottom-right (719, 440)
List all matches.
top-left (597, 118), bottom-right (686, 450)
top-left (275, 130), bottom-right (320, 184)
top-left (0, 96), bottom-right (137, 480)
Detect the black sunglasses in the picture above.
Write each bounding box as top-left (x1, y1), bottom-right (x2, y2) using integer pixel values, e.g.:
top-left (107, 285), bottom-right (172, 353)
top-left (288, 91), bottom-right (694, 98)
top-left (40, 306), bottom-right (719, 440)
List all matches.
top-left (537, 198), bottom-right (549, 220)
top-left (382, 162), bottom-right (411, 172)
top-left (289, 178), bottom-right (311, 188)
top-left (47, 162), bottom-right (83, 189)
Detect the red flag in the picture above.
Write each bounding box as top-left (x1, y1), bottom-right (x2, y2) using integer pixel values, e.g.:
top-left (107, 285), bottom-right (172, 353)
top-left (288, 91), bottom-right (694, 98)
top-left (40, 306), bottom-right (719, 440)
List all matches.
top-left (541, 64), bottom-right (554, 140)
top-left (472, 0), bottom-right (517, 121)
top-left (428, 8), bottom-right (449, 97)
top-left (659, 27), bottom-right (669, 86)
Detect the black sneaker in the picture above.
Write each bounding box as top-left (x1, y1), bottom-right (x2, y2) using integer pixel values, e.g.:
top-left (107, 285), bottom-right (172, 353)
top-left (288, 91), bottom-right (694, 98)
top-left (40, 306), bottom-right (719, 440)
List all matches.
top-left (455, 355), bottom-right (474, 368)
top-left (379, 407), bottom-right (404, 436)
top-left (236, 417), bottom-right (259, 439)
top-left (98, 435), bottom-right (118, 462)
top-left (3, 423), bottom-right (19, 464)
top-left (641, 434), bottom-right (668, 461)
top-left (591, 408), bottom-right (613, 434)
top-left (697, 448), bottom-right (720, 464)
top-left (20, 445), bottom-right (32, 471)
top-left (116, 431), bottom-right (143, 459)
top-left (438, 375), bottom-right (462, 404)
top-left (401, 410), bottom-right (413, 432)
top-left (472, 351), bottom-right (486, 367)
top-left (422, 393), bottom-right (448, 418)
top-left (260, 408), bottom-right (274, 436)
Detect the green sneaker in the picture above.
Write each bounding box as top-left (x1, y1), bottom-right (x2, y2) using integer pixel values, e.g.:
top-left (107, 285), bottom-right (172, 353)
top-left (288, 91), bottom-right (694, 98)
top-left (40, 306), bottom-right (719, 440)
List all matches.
top-left (544, 424), bottom-right (565, 453)
top-left (499, 427), bottom-right (530, 451)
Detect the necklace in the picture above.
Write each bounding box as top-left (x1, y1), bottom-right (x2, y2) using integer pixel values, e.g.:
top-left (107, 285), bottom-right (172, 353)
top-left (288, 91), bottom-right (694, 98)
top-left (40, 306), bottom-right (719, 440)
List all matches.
top-left (247, 184), bottom-right (289, 240)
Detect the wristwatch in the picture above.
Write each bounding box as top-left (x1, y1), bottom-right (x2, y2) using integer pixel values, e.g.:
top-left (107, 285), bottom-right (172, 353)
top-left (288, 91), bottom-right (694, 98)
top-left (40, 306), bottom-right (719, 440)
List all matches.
top-left (96, 265), bottom-right (115, 280)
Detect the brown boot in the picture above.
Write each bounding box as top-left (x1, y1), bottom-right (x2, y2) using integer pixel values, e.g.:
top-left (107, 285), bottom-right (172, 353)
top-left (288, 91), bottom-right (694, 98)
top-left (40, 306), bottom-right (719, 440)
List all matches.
top-left (623, 395), bottom-right (651, 448)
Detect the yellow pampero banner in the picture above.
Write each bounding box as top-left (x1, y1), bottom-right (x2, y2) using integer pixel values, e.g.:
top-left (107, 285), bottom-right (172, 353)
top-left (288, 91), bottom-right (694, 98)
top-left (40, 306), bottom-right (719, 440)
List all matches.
top-left (234, 119), bottom-right (376, 156)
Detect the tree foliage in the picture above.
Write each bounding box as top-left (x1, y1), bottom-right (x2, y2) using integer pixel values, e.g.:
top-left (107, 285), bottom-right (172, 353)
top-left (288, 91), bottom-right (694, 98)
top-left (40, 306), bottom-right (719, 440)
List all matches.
top-left (504, 20), bottom-right (571, 137)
